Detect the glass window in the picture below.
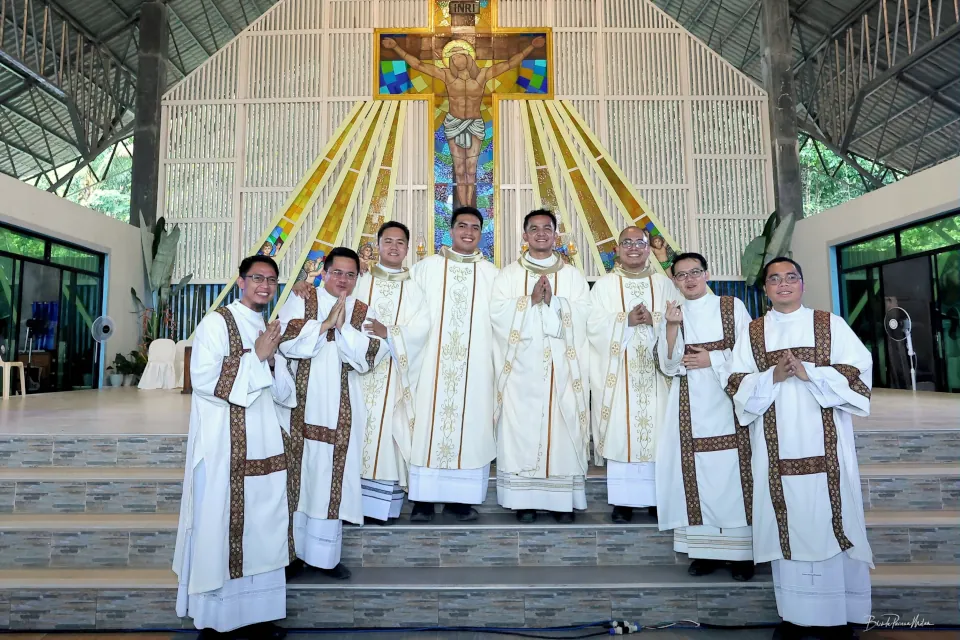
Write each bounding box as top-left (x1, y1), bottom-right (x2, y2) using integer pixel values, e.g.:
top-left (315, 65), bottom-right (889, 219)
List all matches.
top-left (0, 226), bottom-right (44, 259)
top-left (50, 243), bottom-right (99, 272)
top-left (900, 214), bottom-right (960, 257)
top-left (840, 234), bottom-right (896, 270)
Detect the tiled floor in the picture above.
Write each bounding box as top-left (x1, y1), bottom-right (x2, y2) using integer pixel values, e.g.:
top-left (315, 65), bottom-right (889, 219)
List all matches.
top-left (3, 631), bottom-right (958, 639)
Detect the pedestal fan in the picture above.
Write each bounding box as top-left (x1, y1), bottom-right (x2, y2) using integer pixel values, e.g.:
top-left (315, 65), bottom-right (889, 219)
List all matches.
top-left (883, 306), bottom-right (916, 392)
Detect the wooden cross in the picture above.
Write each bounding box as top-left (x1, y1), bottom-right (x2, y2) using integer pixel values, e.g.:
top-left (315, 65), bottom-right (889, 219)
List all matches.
top-left (374, 0), bottom-right (553, 264)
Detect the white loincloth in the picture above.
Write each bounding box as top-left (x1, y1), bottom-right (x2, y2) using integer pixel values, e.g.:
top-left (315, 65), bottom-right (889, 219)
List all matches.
top-left (772, 551), bottom-right (872, 626)
top-left (361, 479), bottom-right (405, 521)
top-left (606, 460), bottom-right (656, 508)
top-left (496, 471), bottom-right (587, 512)
top-left (176, 461), bottom-right (286, 632)
top-left (674, 525), bottom-right (753, 561)
top-left (293, 513), bottom-right (343, 569)
top-left (443, 113), bottom-right (485, 150)
top-left (408, 464), bottom-right (490, 504)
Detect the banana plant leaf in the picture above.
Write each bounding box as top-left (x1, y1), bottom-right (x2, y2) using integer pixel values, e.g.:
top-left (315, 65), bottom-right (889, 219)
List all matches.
top-left (149, 223), bottom-right (181, 294)
top-left (152, 217), bottom-right (166, 261)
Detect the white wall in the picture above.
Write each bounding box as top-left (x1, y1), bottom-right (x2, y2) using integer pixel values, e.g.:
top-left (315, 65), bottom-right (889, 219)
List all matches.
top-left (792, 157), bottom-right (960, 312)
top-left (0, 174), bottom-right (145, 380)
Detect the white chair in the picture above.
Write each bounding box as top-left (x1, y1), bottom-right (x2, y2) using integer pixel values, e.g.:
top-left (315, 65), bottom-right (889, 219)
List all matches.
top-left (0, 355), bottom-right (25, 399)
top-left (174, 340), bottom-right (190, 388)
top-left (138, 339), bottom-right (177, 390)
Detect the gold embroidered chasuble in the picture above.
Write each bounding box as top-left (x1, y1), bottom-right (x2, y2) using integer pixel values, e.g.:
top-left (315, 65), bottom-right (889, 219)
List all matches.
top-left (491, 252), bottom-right (591, 479)
top-left (276, 287), bottom-right (389, 527)
top-left (173, 300), bottom-right (294, 596)
top-left (353, 265), bottom-right (431, 484)
top-left (724, 306), bottom-right (874, 566)
top-left (409, 247), bottom-right (499, 470)
top-left (587, 267), bottom-right (681, 465)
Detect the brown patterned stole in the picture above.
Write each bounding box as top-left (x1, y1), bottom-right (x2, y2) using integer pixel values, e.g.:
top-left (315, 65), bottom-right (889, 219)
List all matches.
top-left (212, 306), bottom-right (287, 580)
top-left (676, 296), bottom-right (753, 526)
top-left (280, 290), bottom-right (380, 559)
top-left (742, 310), bottom-right (854, 560)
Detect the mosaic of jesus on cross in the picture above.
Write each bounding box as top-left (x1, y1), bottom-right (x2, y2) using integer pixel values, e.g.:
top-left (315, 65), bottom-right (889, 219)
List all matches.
top-left (375, 0), bottom-right (552, 259)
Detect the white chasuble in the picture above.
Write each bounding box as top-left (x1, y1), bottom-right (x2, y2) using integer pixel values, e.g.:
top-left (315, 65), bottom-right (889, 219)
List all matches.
top-left (587, 268), bottom-right (681, 466)
top-left (277, 287), bottom-right (389, 558)
top-left (656, 294), bottom-right (754, 532)
top-left (354, 265), bottom-right (430, 485)
top-left (491, 253), bottom-right (590, 511)
top-left (174, 301), bottom-right (294, 630)
top-left (409, 247), bottom-right (498, 473)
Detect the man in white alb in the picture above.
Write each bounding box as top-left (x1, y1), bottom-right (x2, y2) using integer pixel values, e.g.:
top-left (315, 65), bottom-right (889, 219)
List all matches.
top-left (656, 252), bottom-right (755, 581)
top-left (408, 206), bottom-right (499, 522)
top-left (174, 255), bottom-right (293, 639)
top-left (726, 257), bottom-right (873, 640)
top-left (587, 226), bottom-right (680, 523)
top-left (491, 210), bottom-right (591, 523)
top-left (292, 222), bottom-right (429, 523)
top-left (277, 247), bottom-right (390, 579)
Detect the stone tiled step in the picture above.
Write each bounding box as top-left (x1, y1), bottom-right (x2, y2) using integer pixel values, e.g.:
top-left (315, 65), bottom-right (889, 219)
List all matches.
top-left (0, 564), bottom-right (955, 630)
top-left (2, 426), bottom-right (955, 468)
top-left (0, 510), bottom-right (955, 571)
top-left (859, 463), bottom-right (960, 511)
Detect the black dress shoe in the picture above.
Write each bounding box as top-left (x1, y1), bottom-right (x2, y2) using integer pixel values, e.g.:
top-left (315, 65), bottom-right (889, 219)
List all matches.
top-left (364, 516), bottom-right (390, 526)
top-left (611, 506), bottom-right (633, 523)
top-left (317, 562), bottom-right (352, 580)
top-left (284, 558), bottom-right (305, 581)
top-left (443, 502), bottom-right (479, 521)
top-left (516, 509), bottom-right (537, 523)
top-left (409, 501), bottom-right (435, 522)
top-left (197, 630), bottom-right (230, 640)
top-left (731, 560), bottom-right (755, 581)
top-left (554, 511), bottom-right (575, 524)
top-left (647, 506), bottom-right (658, 518)
top-left (688, 558), bottom-right (720, 576)
top-left (235, 622), bottom-right (288, 639)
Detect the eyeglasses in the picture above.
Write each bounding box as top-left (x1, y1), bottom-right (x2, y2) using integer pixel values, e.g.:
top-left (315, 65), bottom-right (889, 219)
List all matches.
top-left (673, 268), bottom-right (705, 281)
top-left (245, 274), bottom-right (279, 286)
top-left (327, 269), bottom-right (358, 281)
top-left (766, 273), bottom-right (802, 286)
top-left (620, 239), bottom-right (649, 249)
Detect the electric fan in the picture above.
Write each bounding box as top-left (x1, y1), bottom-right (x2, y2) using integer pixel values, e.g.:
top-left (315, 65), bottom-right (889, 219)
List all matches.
top-left (883, 306), bottom-right (916, 392)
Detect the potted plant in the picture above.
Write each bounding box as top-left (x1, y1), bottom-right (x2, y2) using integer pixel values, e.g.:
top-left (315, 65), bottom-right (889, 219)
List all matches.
top-left (106, 365), bottom-right (123, 388)
top-left (131, 216), bottom-right (192, 348)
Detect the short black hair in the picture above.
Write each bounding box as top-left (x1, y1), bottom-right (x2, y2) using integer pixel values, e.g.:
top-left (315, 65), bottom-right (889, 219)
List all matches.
top-left (523, 209), bottom-right (557, 231)
top-left (239, 255), bottom-right (279, 277)
top-left (762, 257), bottom-right (803, 282)
top-left (450, 206), bottom-right (483, 228)
top-left (323, 247), bottom-right (361, 273)
top-left (619, 226), bottom-right (651, 242)
top-left (377, 220), bottom-right (410, 242)
top-left (672, 252), bottom-right (707, 271)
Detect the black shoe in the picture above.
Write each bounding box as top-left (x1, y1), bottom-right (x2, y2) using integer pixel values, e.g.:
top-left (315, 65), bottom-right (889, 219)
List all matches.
top-left (731, 560), bottom-right (755, 581)
top-left (317, 562), bottom-right (352, 580)
top-left (688, 558), bottom-right (720, 576)
top-left (364, 516), bottom-right (390, 526)
top-left (197, 630), bottom-right (230, 640)
top-left (554, 511), bottom-right (575, 524)
top-left (647, 506), bottom-right (658, 518)
top-left (516, 509), bottom-right (537, 523)
top-left (284, 558), bottom-right (305, 581)
top-left (235, 622), bottom-right (288, 639)
top-left (443, 502), bottom-right (479, 522)
top-left (410, 501), bottom-right (435, 522)
top-left (611, 506), bottom-right (633, 523)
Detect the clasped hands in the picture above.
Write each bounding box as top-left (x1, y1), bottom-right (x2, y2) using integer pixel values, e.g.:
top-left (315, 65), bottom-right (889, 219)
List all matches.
top-left (773, 349), bottom-right (809, 383)
top-left (255, 320), bottom-right (282, 366)
top-left (530, 275), bottom-right (553, 306)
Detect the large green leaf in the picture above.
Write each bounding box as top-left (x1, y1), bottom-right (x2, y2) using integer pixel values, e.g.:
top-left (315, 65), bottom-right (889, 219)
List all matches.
top-left (741, 235), bottom-right (768, 287)
top-left (152, 217), bottom-right (166, 260)
top-left (139, 217), bottom-right (155, 291)
top-left (149, 223), bottom-right (181, 292)
top-left (130, 287), bottom-right (146, 313)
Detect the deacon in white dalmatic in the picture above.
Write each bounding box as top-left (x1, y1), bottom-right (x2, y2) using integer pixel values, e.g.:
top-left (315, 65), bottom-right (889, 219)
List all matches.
top-left (174, 255), bottom-right (293, 639)
top-left (408, 206), bottom-right (499, 522)
top-left (587, 226), bottom-right (681, 523)
top-left (655, 252), bottom-right (755, 581)
top-left (726, 257), bottom-right (873, 640)
top-left (491, 210), bottom-right (591, 523)
top-left (277, 247), bottom-right (390, 579)
top-left (295, 222), bottom-right (430, 523)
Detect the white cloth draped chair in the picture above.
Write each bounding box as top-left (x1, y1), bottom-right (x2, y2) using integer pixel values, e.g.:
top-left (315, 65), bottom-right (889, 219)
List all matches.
top-left (175, 340), bottom-right (189, 388)
top-left (139, 339), bottom-right (177, 390)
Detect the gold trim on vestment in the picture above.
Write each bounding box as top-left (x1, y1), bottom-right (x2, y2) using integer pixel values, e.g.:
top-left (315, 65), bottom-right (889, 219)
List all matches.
top-left (370, 263), bottom-right (411, 282)
top-left (613, 263), bottom-right (655, 279)
top-left (518, 251), bottom-right (565, 276)
top-left (441, 246), bottom-right (485, 264)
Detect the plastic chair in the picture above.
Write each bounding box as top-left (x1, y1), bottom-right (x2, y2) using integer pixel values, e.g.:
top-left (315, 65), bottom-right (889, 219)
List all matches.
top-left (0, 357), bottom-right (25, 399)
top-left (174, 340), bottom-right (189, 388)
top-left (138, 339), bottom-right (177, 390)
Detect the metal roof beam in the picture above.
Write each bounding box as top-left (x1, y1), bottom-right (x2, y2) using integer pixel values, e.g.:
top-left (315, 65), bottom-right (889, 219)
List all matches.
top-left (47, 121), bottom-right (133, 191)
top-left (792, 0), bottom-right (882, 73)
top-left (798, 121), bottom-right (886, 187)
top-left (43, 0), bottom-right (139, 79)
top-left (167, 4), bottom-right (215, 57)
top-left (0, 97), bottom-right (77, 147)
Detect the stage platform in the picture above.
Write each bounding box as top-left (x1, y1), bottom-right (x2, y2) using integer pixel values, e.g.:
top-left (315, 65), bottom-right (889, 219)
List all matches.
top-left (0, 388), bottom-right (956, 631)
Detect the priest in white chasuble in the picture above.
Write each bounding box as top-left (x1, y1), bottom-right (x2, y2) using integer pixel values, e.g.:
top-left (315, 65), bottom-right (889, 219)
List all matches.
top-left (726, 257), bottom-right (873, 640)
top-left (277, 247), bottom-right (390, 580)
top-left (491, 210), bottom-right (591, 524)
top-left (295, 222), bottom-right (430, 523)
top-left (587, 226), bottom-right (681, 524)
top-left (408, 206), bottom-right (499, 522)
top-left (655, 252), bottom-right (755, 582)
top-left (174, 255), bottom-right (293, 640)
